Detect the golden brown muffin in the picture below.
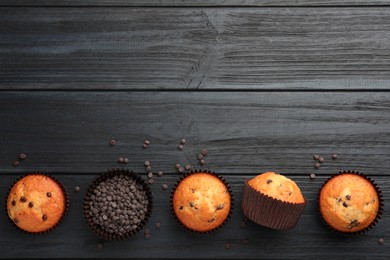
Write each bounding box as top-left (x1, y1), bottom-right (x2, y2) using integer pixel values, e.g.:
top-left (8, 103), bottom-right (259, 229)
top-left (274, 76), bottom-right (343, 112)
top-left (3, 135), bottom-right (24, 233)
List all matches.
top-left (248, 172), bottom-right (304, 204)
top-left (172, 172), bottom-right (231, 232)
top-left (7, 174), bottom-right (66, 233)
top-left (319, 173), bottom-right (379, 233)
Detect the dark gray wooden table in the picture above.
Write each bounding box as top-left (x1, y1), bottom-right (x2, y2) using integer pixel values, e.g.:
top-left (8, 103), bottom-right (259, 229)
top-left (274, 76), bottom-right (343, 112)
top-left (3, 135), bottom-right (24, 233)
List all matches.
top-left (0, 1), bottom-right (389, 259)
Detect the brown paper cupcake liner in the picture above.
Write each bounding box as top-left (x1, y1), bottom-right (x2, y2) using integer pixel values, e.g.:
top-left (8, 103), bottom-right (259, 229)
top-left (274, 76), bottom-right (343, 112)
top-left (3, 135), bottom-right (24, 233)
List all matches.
top-left (242, 180), bottom-right (307, 230)
top-left (83, 168), bottom-right (153, 241)
top-left (170, 170), bottom-right (234, 234)
top-left (5, 173), bottom-right (70, 235)
top-left (318, 170), bottom-right (384, 236)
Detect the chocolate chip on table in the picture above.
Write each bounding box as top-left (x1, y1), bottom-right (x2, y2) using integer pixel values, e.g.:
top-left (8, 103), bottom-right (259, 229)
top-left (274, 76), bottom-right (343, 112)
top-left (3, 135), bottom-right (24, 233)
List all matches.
top-left (178, 144), bottom-right (184, 151)
top-left (314, 162), bottom-right (320, 169)
top-left (74, 186), bottom-right (80, 192)
top-left (144, 228), bottom-right (151, 234)
top-left (180, 139), bottom-right (186, 145)
top-left (157, 171), bottom-right (163, 177)
top-left (144, 161), bottom-right (150, 166)
top-left (178, 167), bottom-right (184, 173)
top-left (46, 192), bottom-right (52, 197)
top-left (332, 153), bottom-right (338, 160)
top-left (144, 140), bottom-right (151, 145)
top-left (147, 172), bottom-right (153, 178)
top-left (146, 166), bottom-right (152, 172)
top-left (123, 158), bottom-right (129, 164)
top-left (148, 179), bottom-right (154, 184)
top-left (310, 173), bottom-right (316, 179)
top-left (42, 215), bottom-right (47, 221)
top-left (185, 165), bottom-right (192, 170)
top-left (201, 149), bottom-right (208, 156)
top-left (197, 154), bottom-right (204, 160)
top-left (155, 222), bottom-right (161, 229)
top-left (118, 157), bottom-right (124, 163)
top-left (175, 164), bottom-right (181, 169)
top-left (199, 159), bottom-right (205, 165)
top-left (142, 144), bottom-right (148, 149)
top-left (109, 139), bottom-right (117, 146)
top-left (378, 238), bottom-right (384, 244)
top-left (319, 157), bottom-right (325, 163)
top-left (313, 155), bottom-right (320, 160)
top-left (161, 184), bottom-right (168, 191)
top-left (19, 153), bottom-right (27, 160)
top-left (144, 233), bottom-right (151, 239)
top-left (13, 160), bottom-right (20, 167)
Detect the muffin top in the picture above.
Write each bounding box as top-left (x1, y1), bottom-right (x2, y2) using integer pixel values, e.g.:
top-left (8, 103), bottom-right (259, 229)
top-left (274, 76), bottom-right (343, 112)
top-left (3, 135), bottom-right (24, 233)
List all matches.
top-left (172, 172), bottom-right (231, 232)
top-left (248, 172), bottom-right (305, 204)
top-left (7, 174), bottom-right (66, 233)
top-left (319, 173), bottom-right (379, 232)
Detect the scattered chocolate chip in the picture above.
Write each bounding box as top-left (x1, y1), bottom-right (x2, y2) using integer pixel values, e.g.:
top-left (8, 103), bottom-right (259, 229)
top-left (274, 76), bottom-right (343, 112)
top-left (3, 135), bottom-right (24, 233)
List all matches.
top-left (201, 149), bottom-right (208, 156)
top-left (179, 206), bottom-right (183, 210)
top-left (208, 218), bottom-right (215, 223)
top-left (378, 238), bottom-right (384, 244)
top-left (123, 158), bottom-right (129, 164)
top-left (144, 233), bottom-right (151, 239)
top-left (349, 219), bottom-right (360, 228)
top-left (142, 144), bottom-right (148, 149)
top-left (11, 200), bottom-right (16, 206)
top-left (157, 171), bottom-right (163, 177)
top-left (148, 179), bottom-right (154, 184)
top-left (146, 166), bottom-right (152, 172)
top-left (13, 160), bottom-right (20, 167)
top-left (185, 165), bottom-right (192, 170)
top-left (178, 167), bottom-right (184, 173)
top-left (118, 157), bottom-right (124, 163)
top-left (197, 154), bottom-right (204, 160)
top-left (216, 204), bottom-right (224, 210)
top-left (46, 192), bottom-right (52, 197)
top-left (147, 172), bottom-right (153, 178)
top-left (343, 202), bottom-right (348, 208)
top-left (310, 173), bottom-right (316, 179)
top-left (314, 162), bottom-right (321, 169)
top-left (19, 153), bottom-right (27, 160)
top-left (28, 202), bottom-right (34, 208)
top-left (162, 184), bottom-right (168, 190)
top-left (337, 198), bottom-right (342, 203)
top-left (155, 222), bottom-right (161, 229)
top-left (189, 202), bottom-right (195, 207)
top-left (178, 144), bottom-right (184, 150)
top-left (225, 243), bottom-right (231, 249)
top-left (144, 140), bottom-right (151, 145)
top-left (313, 155), bottom-right (320, 160)
top-left (13, 218), bottom-right (19, 224)
top-left (109, 139), bottom-right (117, 146)
top-left (42, 215), bottom-right (47, 221)
top-left (144, 228), bottom-right (151, 234)
top-left (97, 243), bottom-right (103, 250)
top-left (332, 153), bottom-right (338, 160)
top-left (74, 186), bottom-right (80, 192)
top-left (266, 179), bottom-right (273, 184)
top-left (346, 195), bottom-right (351, 200)
top-left (144, 161), bottom-right (150, 166)
top-left (175, 164), bottom-right (181, 169)
top-left (180, 139), bottom-right (186, 145)
top-left (199, 159), bottom-right (205, 165)
top-left (20, 197), bottom-right (27, 203)
top-left (319, 157), bottom-right (325, 163)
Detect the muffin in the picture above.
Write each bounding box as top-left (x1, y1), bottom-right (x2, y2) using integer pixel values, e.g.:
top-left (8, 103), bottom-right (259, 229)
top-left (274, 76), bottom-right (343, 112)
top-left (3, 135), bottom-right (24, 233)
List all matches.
top-left (6, 174), bottom-right (68, 233)
top-left (319, 171), bottom-right (383, 234)
top-left (83, 169), bottom-right (153, 240)
top-left (171, 170), bottom-right (232, 233)
top-left (242, 172), bottom-right (306, 230)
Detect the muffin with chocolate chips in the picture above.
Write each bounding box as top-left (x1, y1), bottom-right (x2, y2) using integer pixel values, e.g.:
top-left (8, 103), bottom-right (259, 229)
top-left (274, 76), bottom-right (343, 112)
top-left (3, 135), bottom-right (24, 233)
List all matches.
top-left (242, 172), bottom-right (306, 230)
top-left (6, 174), bottom-right (68, 233)
top-left (171, 170), bottom-right (232, 233)
top-left (319, 171), bottom-right (383, 234)
top-left (83, 169), bottom-right (152, 240)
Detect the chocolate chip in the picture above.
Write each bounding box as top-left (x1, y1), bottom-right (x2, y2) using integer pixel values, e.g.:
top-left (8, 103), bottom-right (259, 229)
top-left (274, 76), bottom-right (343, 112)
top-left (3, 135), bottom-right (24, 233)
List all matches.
top-left (180, 139), bottom-right (186, 145)
top-left (216, 204), bottom-right (224, 210)
top-left (178, 167), bottom-right (184, 173)
top-left (144, 140), bottom-right (151, 145)
top-left (28, 202), bottom-right (34, 208)
top-left (314, 162), bottom-right (320, 169)
top-left (346, 195), bottom-right (351, 200)
top-left (97, 243), bottom-right (103, 250)
top-left (343, 202), bottom-right (348, 208)
top-left (201, 149), bottom-right (208, 156)
top-left (144, 228), bottom-right (151, 234)
top-left (46, 192), bottom-right (52, 197)
top-left (109, 139), bottom-right (117, 146)
top-left (175, 164), bottom-right (181, 169)
top-left (155, 222), bottom-right (161, 229)
top-left (147, 172), bottom-right (153, 178)
top-left (266, 179), bottom-right (272, 184)
top-left (162, 184), bottom-right (168, 190)
top-left (208, 218), bottom-right (215, 223)
top-left (185, 165), bottom-right (192, 170)
top-left (20, 196), bottom-right (27, 203)
top-left (123, 158), bottom-right (129, 164)
top-left (319, 157), bottom-right (325, 163)
top-left (144, 233), bottom-right (151, 239)
top-left (148, 179), bottom-right (154, 184)
top-left (157, 171), bottom-right (163, 177)
top-left (189, 202), bottom-right (194, 207)
top-left (42, 215), bottom-right (47, 221)
top-left (178, 145), bottom-right (184, 150)
top-left (197, 154), bottom-right (204, 160)
top-left (13, 160), bottom-right (20, 167)
top-left (332, 153), bottom-right (338, 160)
top-left (378, 238), bottom-right (384, 244)
top-left (179, 206), bottom-right (183, 210)
top-left (146, 166), bottom-right (152, 172)
top-left (19, 153), bottom-right (27, 160)
top-left (313, 155), bottom-right (320, 160)
top-left (310, 173), bottom-right (316, 179)
top-left (14, 218), bottom-right (19, 224)
top-left (74, 186), bottom-right (80, 192)
top-left (11, 200), bottom-right (16, 206)
top-left (144, 161), bottom-right (150, 166)
top-left (142, 144), bottom-right (148, 149)
top-left (199, 159), bottom-right (205, 165)
top-left (118, 157), bottom-right (124, 163)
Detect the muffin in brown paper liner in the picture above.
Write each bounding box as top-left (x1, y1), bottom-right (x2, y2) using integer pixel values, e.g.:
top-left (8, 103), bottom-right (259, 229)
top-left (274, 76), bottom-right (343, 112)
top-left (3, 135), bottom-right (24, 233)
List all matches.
top-left (241, 176), bottom-right (307, 231)
top-left (83, 168), bottom-right (153, 240)
top-left (170, 170), bottom-right (233, 234)
top-left (5, 173), bottom-right (69, 235)
top-left (318, 170), bottom-right (384, 236)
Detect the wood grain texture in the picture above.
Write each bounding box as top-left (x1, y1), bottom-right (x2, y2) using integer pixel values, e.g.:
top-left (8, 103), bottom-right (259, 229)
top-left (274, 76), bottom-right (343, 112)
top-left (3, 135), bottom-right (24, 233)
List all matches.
top-left (0, 91), bottom-right (389, 175)
top-left (0, 174), bottom-right (388, 258)
top-left (2, 7), bottom-right (390, 90)
top-left (2, 0), bottom-right (390, 7)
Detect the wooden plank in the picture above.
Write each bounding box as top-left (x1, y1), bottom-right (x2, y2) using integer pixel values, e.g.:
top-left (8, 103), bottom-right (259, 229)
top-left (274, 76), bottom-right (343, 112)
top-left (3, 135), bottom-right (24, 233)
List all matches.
top-left (2, 0), bottom-right (390, 7)
top-left (0, 91), bottom-right (389, 174)
top-left (2, 8), bottom-right (390, 90)
top-left (0, 174), bottom-right (388, 258)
